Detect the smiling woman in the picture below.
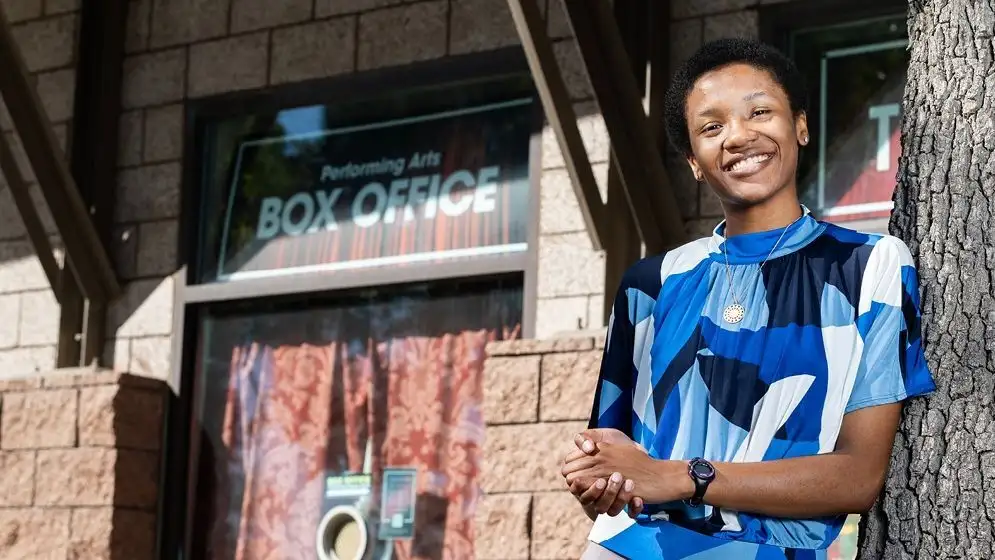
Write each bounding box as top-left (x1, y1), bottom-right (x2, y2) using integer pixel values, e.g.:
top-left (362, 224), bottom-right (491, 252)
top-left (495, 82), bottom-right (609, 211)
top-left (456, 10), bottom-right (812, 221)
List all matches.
top-left (565, 38), bottom-right (935, 560)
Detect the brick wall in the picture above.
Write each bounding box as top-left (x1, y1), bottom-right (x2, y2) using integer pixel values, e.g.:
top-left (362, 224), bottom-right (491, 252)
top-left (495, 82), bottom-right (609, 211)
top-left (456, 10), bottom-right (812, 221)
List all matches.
top-left (476, 335), bottom-right (604, 559)
top-left (0, 368), bottom-right (166, 559)
top-left (0, 0), bottom-right (79, 377)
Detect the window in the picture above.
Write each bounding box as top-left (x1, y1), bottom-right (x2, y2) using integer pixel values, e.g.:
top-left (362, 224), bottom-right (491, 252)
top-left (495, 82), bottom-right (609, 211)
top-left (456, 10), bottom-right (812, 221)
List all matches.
top-left (789, 15), bottom-right (909, 232)
top-left (169, 55), bottom-right (539, 560)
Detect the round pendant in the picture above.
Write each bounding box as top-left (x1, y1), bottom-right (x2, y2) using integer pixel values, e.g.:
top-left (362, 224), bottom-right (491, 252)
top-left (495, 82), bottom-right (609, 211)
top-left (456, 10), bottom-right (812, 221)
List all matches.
top-left (723, 303), bottom-right (746, 324)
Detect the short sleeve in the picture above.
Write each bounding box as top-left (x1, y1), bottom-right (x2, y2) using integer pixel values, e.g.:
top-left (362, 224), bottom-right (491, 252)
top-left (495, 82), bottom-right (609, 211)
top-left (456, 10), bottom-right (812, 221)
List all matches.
top-left (588, 277), bottom-right (635, 436)
top-left (846, 236), bottom-right (936, 414)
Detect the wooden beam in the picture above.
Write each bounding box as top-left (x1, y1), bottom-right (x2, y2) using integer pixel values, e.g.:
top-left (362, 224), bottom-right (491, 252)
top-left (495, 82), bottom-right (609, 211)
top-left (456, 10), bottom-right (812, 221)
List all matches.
top-left (0, 132), bottom-right (62, 296)
top-left (506, 0), bottom-right (607, 251)
top-left (0, 10), bottom-right (120, 303)
top-left (57, 0), bottom-right (128, 367)
top-left (563, 0), bottom-right (687, 253)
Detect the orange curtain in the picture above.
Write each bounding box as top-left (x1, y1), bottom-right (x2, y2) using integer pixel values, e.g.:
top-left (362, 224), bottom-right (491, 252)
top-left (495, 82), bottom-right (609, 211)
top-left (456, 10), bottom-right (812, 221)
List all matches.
top-left (210, 324), bottom-right (519, 560)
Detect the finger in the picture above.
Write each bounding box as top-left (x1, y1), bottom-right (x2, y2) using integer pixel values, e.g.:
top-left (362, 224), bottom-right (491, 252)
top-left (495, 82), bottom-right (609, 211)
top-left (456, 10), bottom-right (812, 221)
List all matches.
top-left (577, 478), bottom-right (606, 506)
top-left (628, 497), bottom-right (644, 518)
top-left (593, 472), bottom-right (623, 514)
top-left (607, 479), bottom-right (634, 517)
top-left (561, 456), bottom-right (599, 478)
top-left (564, 448), bottom-right (589, 464)
top-left (574, 433), bottom-right (597, 454)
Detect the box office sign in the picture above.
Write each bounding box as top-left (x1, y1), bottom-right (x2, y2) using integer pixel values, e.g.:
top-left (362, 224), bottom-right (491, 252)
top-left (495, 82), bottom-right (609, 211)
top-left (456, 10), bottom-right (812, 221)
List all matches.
top-left (215, 99), bottom-right (534, 281)
top-left (800, 39), bottom-right (909, 223)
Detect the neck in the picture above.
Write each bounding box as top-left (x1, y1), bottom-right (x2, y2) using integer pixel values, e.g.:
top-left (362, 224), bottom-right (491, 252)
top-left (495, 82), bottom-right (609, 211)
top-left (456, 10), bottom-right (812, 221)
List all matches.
top-left (722, 189), bottom-right (803, 237)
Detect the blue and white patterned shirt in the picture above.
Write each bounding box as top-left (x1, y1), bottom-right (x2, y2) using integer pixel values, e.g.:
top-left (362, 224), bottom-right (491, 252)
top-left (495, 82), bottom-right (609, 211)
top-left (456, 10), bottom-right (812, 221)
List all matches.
top-left (588, 208), bottom-right (935, 560)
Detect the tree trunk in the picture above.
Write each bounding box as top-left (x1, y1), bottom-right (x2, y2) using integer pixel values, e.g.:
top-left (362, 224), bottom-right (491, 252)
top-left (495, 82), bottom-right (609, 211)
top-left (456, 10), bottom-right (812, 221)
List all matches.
top-left (859, 1), bottom-right (995, 558)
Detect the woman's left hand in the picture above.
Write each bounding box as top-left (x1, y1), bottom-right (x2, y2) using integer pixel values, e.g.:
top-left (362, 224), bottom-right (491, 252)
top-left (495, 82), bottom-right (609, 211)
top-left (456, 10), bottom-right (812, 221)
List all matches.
top-left (562, 440), bottom-right (693, 505)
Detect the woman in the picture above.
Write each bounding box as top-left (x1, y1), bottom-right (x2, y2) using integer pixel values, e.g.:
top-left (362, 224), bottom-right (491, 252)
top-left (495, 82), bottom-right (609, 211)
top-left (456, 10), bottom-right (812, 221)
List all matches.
top-left (560, 38), bottom-right (935, 559)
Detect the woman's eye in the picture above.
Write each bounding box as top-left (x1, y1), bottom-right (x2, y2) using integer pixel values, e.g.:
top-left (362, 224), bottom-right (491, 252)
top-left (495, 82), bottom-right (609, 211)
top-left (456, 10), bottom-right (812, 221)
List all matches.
top-left (752, 109), bottom-right (771, 118)
top-left (702, 124), bottom-right (721, 133)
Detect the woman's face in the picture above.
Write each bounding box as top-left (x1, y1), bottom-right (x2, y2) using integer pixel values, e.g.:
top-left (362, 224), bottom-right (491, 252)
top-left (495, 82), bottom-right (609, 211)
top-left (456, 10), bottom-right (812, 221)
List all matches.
top-left (684, 63), bottom-right (808, 209)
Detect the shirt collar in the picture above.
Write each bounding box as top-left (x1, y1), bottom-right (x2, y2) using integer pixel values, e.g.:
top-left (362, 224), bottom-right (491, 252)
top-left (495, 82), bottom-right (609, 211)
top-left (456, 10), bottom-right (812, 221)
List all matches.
top-left (709, 206), bottom-right (826, 265)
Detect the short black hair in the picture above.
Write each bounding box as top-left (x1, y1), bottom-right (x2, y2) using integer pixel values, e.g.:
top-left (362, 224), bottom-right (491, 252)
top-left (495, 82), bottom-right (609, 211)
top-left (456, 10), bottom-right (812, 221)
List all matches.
top-left (663, 38), bottom-right (809, 156)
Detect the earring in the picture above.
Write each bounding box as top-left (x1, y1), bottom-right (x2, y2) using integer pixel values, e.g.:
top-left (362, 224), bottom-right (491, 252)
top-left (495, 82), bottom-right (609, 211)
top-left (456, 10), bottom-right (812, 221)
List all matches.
top-left (801, 135), bottom-right (809, 145)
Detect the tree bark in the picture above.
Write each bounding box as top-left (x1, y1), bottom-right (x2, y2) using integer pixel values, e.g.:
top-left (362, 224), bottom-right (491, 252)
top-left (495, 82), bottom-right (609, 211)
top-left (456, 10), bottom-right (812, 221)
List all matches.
top-left (859, 1), bottom-right (995, 558)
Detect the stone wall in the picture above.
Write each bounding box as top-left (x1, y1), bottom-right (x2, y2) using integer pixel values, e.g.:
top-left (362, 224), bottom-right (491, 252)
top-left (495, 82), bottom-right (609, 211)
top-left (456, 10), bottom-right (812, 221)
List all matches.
top-left (0, 368), bottom-right (166, 559)
top-left (0, 0), bottom-right (80, 376)
top-left (475, 335), bottom-right (604, 559)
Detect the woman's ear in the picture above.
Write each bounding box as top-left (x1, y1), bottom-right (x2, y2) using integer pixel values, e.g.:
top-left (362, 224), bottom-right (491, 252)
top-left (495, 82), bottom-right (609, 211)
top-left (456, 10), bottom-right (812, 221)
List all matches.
top-left (687, 157), bottom-right (704, 182)
top-left (796, 111), bottom-right (810, 146)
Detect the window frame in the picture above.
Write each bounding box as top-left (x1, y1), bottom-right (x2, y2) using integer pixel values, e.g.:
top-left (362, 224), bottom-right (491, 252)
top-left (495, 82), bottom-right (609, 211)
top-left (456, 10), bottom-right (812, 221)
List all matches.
top-left (160, 47), bottom-right (542, 560)
top-left (760, 0), bottom-right (909, 234)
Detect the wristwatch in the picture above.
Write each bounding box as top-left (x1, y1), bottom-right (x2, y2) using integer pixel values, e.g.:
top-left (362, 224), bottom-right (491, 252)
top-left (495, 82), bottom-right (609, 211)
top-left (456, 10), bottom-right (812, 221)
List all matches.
top-left (685, 457), bottom-right (716, 507)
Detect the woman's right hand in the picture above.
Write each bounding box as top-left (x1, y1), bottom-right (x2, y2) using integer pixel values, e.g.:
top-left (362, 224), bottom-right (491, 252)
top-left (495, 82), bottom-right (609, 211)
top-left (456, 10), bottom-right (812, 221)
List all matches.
top-left (570, 471), bottom-right (645, 520)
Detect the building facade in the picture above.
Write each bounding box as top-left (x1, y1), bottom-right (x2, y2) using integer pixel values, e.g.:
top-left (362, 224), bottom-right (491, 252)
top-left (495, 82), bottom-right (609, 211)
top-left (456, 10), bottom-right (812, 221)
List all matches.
top-left (0, 0), bottom-right (909, 558)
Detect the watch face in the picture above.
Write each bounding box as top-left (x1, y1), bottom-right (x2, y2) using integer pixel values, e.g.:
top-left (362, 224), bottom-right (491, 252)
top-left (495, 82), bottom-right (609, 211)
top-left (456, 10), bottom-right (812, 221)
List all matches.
top-left (692, 462), bottom-right (715, 480)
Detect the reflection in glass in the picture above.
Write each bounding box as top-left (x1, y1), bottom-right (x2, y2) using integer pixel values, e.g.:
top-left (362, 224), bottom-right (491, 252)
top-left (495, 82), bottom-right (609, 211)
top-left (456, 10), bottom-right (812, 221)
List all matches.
top-left (194, 279), bottom-right (523, 560)
top-left (790, 16), bottom-right (909, 225)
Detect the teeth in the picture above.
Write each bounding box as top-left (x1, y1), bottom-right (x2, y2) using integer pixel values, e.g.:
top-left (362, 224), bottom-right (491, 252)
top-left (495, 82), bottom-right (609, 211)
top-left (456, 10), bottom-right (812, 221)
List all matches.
top-left (730, 154), bottom-right (771, 172)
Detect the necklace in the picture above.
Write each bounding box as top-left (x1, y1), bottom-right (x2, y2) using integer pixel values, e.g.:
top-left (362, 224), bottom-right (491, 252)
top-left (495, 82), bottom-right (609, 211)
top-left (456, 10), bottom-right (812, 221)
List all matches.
top-left (720, 225), bottom-right (790, 324)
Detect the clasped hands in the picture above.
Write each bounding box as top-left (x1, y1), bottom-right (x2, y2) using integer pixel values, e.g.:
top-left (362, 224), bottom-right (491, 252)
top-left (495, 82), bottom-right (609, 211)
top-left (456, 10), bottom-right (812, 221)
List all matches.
top-left (561, 427), bottom-right (679, 518)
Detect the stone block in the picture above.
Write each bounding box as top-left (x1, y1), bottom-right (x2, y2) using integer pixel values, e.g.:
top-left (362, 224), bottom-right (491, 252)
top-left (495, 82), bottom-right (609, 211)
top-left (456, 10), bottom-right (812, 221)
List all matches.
top-left (486, 337), bottom-right (595, 357)
top-left (586, 295), bottom-right (606, 331)
top-left (128, 336), bottom-right (171, 380)
top-left (35, 68), bottom-right (75, 123)
top-left (541, 103), bottom-right (610, 169)
top-left (0, 451), bottom-right (35, 506)
top-left (188, 32), bottom-right (269, 97)
top-left (41, 370), bottom-right (166, 390)
top-left (481, 422), bottom-right (585, 493)
top-left (125, 0), bottom-right (151, 53)
top-left (552, 39), bottom-right (591, 100)
top-left (1, 0), bottom-right (43, 23)
top-left (0, 347), bottom-right (53, 377)
top-left (0, 241), bottom-right (50, 293)
top-left (78, 384), bottom-right (164, 450)
top-left (449, 0), bottom-right (519, 55)
top-left (103, 337), bottom-right (131, 374)
top-left (271, 18), bottom-right (355, 85)
top-left (315, 0), bottom-right (404, 17)
top-left (122, 49), bottom-right (186, 109)
top-left (474, 493), bottom-right (531, 560)
top-left (137, 220), bottom-right (178, 276)
top-left (540, 350), bottom-right (601, 421)
top-left (118, 110), bottom-right (143, 167)
top-left (703, 10), bottom-right (759, 42)
top-left (672, 0), bottom-right (758, 19)
top-left (669, 18), bottom-right (703, 76)
top-left (10, 14), bottom-right (75, 72)
top-left (17, 289), bottom-right (59, 346)
top-left (535, 297), bottom-right (589, 339)
top-left (536, 233), bottom-right (605, 298)
top-left (0, 294), bottom-right (19, 349)
top-left (484, 355), bottom-right (539, 424)
top-left (115, 162), bottom-right (181, 222)
top-left (106, 277), bottom-right (174, 338)
top-left (112, 225), bottom-right (138, 280)
top-left (149, 0), bottom-right (228, 48)
top-left (539, 168), bottom-right (584, 235)
top-left (531, 492), bottom-right (592, 559)
top-left (143, 104), bottom-right (182, 163)
top-left (0, 508), bottom-right (70, 559)
top-left (231, 0), bottom-right (311, 33)
top-left (0, 389), bottom-right (76, 449)
top-left (358, 1), bottom-right (447, 70)
top-left (45, 0), bottom-right (76, 14)
top-left (34, 448), bottom-right (158, 508)
top-left (69, 508), bottom-right (156, 560)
